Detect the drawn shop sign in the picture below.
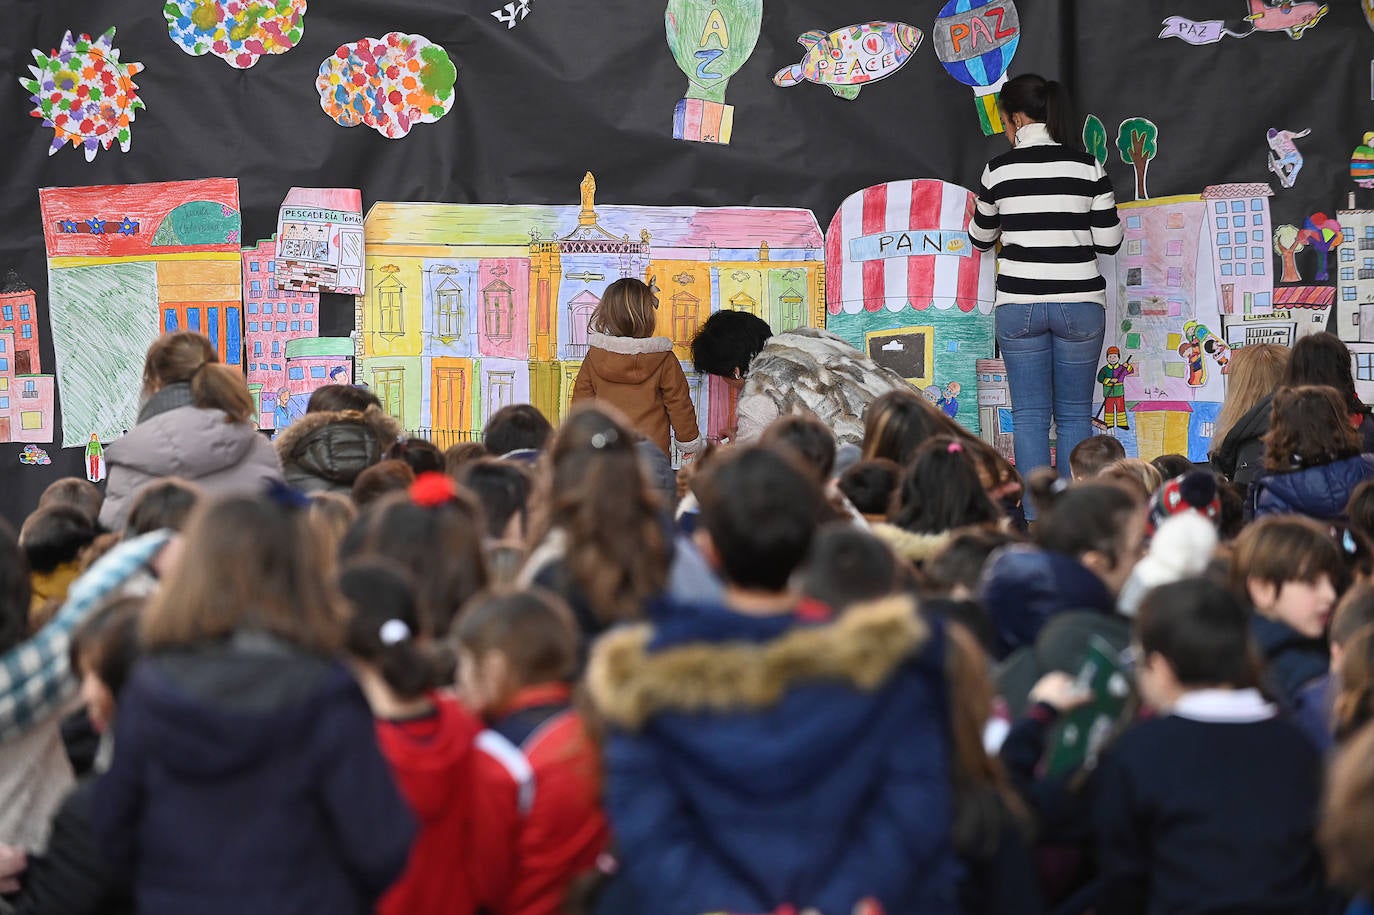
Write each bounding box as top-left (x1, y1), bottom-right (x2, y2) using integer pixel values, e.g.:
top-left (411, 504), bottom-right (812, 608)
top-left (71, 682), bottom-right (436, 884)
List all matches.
top-left (1241, 309), bottom-right (1293, 322)
top-left (849, 230), bottom-right (973, 261)
top-left (280, 207), bottom-right (364, 226)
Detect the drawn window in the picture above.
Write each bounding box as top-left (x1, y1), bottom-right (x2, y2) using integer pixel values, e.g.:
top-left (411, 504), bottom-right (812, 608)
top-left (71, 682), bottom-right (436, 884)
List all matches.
top-left (1220, 248), bottom-right (1232, 260)
top-left (0, 358), bottom-right (7, 372)
top-left (250, 261), bottom-right (260, 272)
top-left (1347, 288), bottom-right (1360, 302)
top-left (1166, 241), bottom-right (1183, 257)
top-left (1167, 268), bottom-right (1183, 287)
top-left (1216, 218), bottom-right (1228, 230)
top-left (248, 303), bottom-right (258, 314)
top-left (672, 293), bottom-right (701, 344)
top-left (567, 292), bottom-right (598, 356)
top-left (1235, 231), bottom-right (1248, 244)
top-left (435, 280), bottom-right (465, 339)
top-left (1, 306), bottom-right (10, 320)
top-left (310, 366), bottom-right (328, 379)
top-left (1222, 264), bottom-right (1233, 276)
top-left (20, 306), bottom-right (30, 320)
top-left (487, 371), bottom-right (516, 413)
top-left (278, 303), bottom-right (288, 313)
top-left (164, 309), bottom-right (177, 332)
top-left (377, 276), bottom-right (404, 335)
top-left (272, 341), bottom-right (281, 355)
top-left (1252, 261), bottom-right (1265, 275)
top-left (1359, 353), bottom-right (1374, 381)
top-left (1214, 202), bottom-right (1227, 215)
top-left (1344, 248), bottom-right (1356, 262)
top-left (1126, 216), bottom-right (1142, 229)
top-left (272, 363), bottom-right (281, 371)
top-left (289, 367), bottom-right (305, 380)
top-left (23, 381), bottom-right (36, 396)
top-left (268, 260), bottom-right (276, 272)
top-left (483, 280), bottom-right (515, 342)
top-left (20, 412), bottom-right (42, 430)
top-left (305, 304), bottom-right (314, 314)
top-left (292, 303), bottom-right (301, 314)
top-left (304, 321), bottom-right (313, 331)
top-left (0, 340), bottom-right (4, 353)
top-left (374, 368), bottom-right (404, 419)
top-left (0, 397), bottom-right (7, 409)
top-left (1254, 293), bottom-right (1271, 311)
top-left (277, 322), bottom-right (287, 332)
top-left (1253, 214), bottom-right (1264, 226)
top-left (1366, 258), bottom-right (1374, 270)
top-left (1217, 233), bottom-right (1230, 245)
top-left (1231, 200), bottom-right (1245, 213)
top-left (254, 342), bottom-right (263, 356)
top-left (1126, 240), bottom-right (1143, 256)
top-left (1126, 268), bottom-right (1143, 286)
top-left (1251, 247), bottom-right (1265, 260)
top-left (250, 280), bottom-right (261, 295)
top-left (1235, 263), bottom-right (1248, 276)
top-left (1167, 213), bottom-right (1185, 229)
top-left (20, 326), bottom-right (31, 340)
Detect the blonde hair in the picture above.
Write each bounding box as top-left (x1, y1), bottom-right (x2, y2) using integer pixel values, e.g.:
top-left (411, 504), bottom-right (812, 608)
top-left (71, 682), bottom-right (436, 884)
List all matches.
top-left (1212, 343), bottom-right (1289, 448)
top-left (141, 494), bottom-right (346, 654)
top-left (1098, 458), bottom-right (1163, 499)
top-left (591, 278), bottom-right (658, 339)
top-left (142, 331), bottom-right (253, 424)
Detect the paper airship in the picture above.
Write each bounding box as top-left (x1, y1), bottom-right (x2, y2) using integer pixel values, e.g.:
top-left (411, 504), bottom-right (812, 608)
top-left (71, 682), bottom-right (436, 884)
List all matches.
top-left (774, 22), bottom-right (923, 100)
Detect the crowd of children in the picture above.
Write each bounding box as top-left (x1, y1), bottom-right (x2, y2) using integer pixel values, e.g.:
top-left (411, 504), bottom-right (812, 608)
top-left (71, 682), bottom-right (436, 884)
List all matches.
top-left (3, 326), bottom-right (1374, 915)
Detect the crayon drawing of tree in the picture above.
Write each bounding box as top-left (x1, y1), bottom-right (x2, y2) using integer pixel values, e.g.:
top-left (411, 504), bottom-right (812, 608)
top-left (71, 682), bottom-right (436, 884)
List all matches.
top-left (1298, 213), bottom-right (1344, 283)
top-left (1273, 225), bottom-right (1307, 284)
top-left (1116, 117), bottom-right (1159, 201)
top-left (1084, 115), bottom-right (1109, 166)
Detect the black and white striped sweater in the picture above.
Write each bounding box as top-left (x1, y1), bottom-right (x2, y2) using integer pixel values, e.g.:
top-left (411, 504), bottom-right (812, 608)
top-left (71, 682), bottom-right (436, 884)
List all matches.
top-left (969, 123), bottom-right (1124, 307)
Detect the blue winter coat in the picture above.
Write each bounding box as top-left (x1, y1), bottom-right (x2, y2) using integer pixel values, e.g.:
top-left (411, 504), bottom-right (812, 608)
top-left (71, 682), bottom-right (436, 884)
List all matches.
top-left (1253, 454), bottom-right (1374, 521)
top-left (90, 632), bottom-right (416, 915)
top-left (1252, 614), bottom-right (1330, 707)
top-left (979, 544), bottom-right (1119, 660)
top-left (585, 596), bottom-right (958, 915)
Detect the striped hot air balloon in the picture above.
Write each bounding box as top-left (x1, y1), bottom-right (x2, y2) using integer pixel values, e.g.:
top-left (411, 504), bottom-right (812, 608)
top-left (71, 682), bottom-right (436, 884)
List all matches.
top-left (932, 0), bottom-right (1021, 135)
top-left (1352, 132), bottom-right (1374, 189)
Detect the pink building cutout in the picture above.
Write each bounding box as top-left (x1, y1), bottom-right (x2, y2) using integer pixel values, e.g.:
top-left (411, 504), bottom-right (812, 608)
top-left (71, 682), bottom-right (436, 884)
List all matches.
top-left (243, 238), bottom-right (323, 429)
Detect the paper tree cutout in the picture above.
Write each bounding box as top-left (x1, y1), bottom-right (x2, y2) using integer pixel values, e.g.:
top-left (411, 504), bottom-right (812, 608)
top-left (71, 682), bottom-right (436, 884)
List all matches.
top-left (317, 33), bottom-right (457, 139)
top-left (1084, 115), bottom-right (1109, 166)
top-left (1274, 224), bottom-right (1308, 284)
top-left (19, 29), bottom-right (144, 161)
top-left (164, 0), bottom-right (308, 69)
top-left (1117, 117), bottom-right (1158, 201)
top-left (1299, 213), bottom-right (1344, 283)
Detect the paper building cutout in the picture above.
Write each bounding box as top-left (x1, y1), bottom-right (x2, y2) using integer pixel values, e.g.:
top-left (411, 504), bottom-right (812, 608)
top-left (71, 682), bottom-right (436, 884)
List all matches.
top-left (1334, 194), bottom-right (1374, 402)
top-left (20, 29), bottom-right (144, 161)
top-left (823, 179), bottom-right (997, 435)
top-left (357, 172), bottom-right (824, 457)
top-left (773, 22), bottom-right (922, 100)
top-left (1160, 0), bottom-right (1328, 44)
top-left (0, 271), bottom-right (56, 444)
top-left (666, 0), bottom-right (763, 144)
top-left (273, 188), bottom-right (364, 295)
top-left (317, 33), bottom-right (456, 138)
top-left (164, 0), bottom-right (307, 69)
top-left (932, 0), bottom-right (1020, 135)
top-left (40, 179), bottom-right (242, 447)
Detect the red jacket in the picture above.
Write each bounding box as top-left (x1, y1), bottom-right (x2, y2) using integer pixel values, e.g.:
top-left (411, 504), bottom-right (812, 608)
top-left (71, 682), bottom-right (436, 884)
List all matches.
top-left (375, 694), bottom-right (531, 915)
top-left (491, 684), bottom-right (610, 915)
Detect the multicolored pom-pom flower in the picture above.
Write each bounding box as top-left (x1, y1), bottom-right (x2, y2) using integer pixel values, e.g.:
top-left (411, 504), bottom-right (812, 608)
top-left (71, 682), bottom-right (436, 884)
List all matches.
top-left (164, 0), bottom-right (307, 69)
top-left (317, 32), bottom-right (457, 139)
top-left (19, 29), bottom-right (145, 162)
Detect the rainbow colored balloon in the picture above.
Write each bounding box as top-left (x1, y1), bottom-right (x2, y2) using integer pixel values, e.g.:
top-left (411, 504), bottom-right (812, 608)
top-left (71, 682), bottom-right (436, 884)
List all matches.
top-left (932, 0), bottom-right (1021, 136)
top-left (1353, 132), bottom-right (1374, 189)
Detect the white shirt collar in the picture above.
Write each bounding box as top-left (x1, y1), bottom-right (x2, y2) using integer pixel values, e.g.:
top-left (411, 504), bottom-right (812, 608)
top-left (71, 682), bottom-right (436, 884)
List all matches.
top-left (1170, 688), bottom-right (1277, 724)
top-left (1015, 122), bottom-right (1055, 147)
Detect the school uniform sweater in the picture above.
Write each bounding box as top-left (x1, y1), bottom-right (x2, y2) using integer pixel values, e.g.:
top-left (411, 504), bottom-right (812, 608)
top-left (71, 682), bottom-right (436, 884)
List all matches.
top-left (1093, 690), bottom-right (1328, 915)
top-left (970, 123), bottom-right (1124, 306)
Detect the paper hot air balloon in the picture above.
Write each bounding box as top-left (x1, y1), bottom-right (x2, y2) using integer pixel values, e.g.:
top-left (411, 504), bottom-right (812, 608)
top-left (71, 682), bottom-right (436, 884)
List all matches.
top-left (932, 0), bottom-right (1021, 136)
top-left (1352, 132), bottom-right (1374, 189)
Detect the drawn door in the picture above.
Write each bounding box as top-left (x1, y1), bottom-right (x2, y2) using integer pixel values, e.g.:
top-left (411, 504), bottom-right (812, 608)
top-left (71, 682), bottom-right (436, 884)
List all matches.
top-left (337, 230), bottom-right (364, 292)
top-left (0, 418), bottom-right (8, 441)
top-left (433, 365), bottom-right (470, 435)
top-left (15, 351), bottom-right (31, 375)
top-left (374, 368), bottom-right (405, 421)
top-left (567, 291), bottom-right (598, 359)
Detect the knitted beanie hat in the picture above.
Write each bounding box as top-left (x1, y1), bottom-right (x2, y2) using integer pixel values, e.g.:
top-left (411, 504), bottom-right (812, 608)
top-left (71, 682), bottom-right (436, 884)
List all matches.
top-left (1147, 470), bottom-right (1221, 537)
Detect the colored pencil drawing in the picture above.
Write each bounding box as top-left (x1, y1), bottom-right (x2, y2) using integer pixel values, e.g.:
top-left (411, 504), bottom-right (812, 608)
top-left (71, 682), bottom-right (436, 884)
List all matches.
top-left (19, 29), bottom-right (144, 161)
top-left (19, 445), bottom-right (51, 466)
top-left (666, 0), bottom-right (762, 144)
top-left (1117, 118), bottom-right (1159, 202)
top-left (1352, 134), bottom-right (1374, 189)
top-left (773, 22), bottom-right (922, 100)
top-left (0, 270), bottom-right (56, 444)
top-left (1266, 128), bottom-right (1310, 189)
top-left (1160, 0), bottom-right (1328, 44)
top-left (932, 0), bottom-right (1020, 135)
top-left (273, 188), bottom-right (365, 295)
top-left (164, 0), bottom-right (307, 69)
top-left (317, 33), bottom-right (457, 139)
top-left (40, 179), bottom-right (242, 446)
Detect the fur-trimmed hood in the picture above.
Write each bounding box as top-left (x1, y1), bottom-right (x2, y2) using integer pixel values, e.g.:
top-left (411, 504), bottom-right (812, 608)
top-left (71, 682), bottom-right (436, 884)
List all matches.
top-left (274, 406), bottom-right (403, 493)
top-left (587, 596), bottom-right (929, 732)
top-left (870, 523), bottom-right (952, 565)
top-left (588, 332), bottom-right (674, 356)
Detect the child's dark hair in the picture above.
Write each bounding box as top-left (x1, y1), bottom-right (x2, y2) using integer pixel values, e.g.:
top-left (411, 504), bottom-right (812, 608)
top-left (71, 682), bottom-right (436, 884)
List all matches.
top-left (592, 278), bottom-right (658, 339)
top-left (124, 478), bottom-right (201, 537)
top-left (69, 596), bottom-right (144, 699)
top-left (999, 73), bottom-right (1077, 147)
top-left (457, 458), bottom-right (533, 539)
top-left (0, 520), bottom-right (31, 654)
top-left (862, 390), bottom-right (949, 466)
top-left (1136, 578), bottom-right (1261, 689)
top-left (1333, 585), bottom-right (1374, 648)
top-left (1216, 475), bottom-right (1246, 541)
top-left (484, 404), bottom-right (554, 456)
top-left (20, 505), bottom-right (97, 574)
top-left (1069, 435), bottom-right (1126, 480)
top-left (1332, 523), bottom-right (1374, 585)
top-left (891, 437), bottom-right (1001, 535)
top-left (1347, 480), bottom-right (1374, 547)
top-left (307, 384), bottom-right (382, 414)
top-left (760, 414), bottom-right (837, 482)
top-left (926, 527), bottom-right (1020, 596)
top-left (800, 523), bottom-right (899, 612)
top-left (1265, 385), bottom-right (1362, 473)
top-left (689, 309), bottom-right (773, 378)
top-left (444, 441), bottom-right (489, 476)
top-left (454, 588), bottom-right (578, 689)
top-left (386, 437), bottom-right (446, 476)
top-left (37, 478), bottom-right (103, 526)
top-left (1028, 469), bottom-right (1143, 566)
top-left (340, 559), bottom-right (433, 700)
top-left (1151, 453), bottom-right (1194, 482)
top-left (695, 446), bottom-right (823, 591)
top-left (837, 458), bottom-right (901, 517)
top-left (1230, 515), bottom-right (1347, 601)
top-left (1285, 332), bottom-right (1362, 414)
top-left (352, 459), bottom-right (416, 507)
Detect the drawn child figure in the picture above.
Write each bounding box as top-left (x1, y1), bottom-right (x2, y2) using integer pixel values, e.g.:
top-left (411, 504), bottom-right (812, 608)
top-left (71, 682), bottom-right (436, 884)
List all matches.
top-left (1177, 336), bottom-right (1206, 388)
top-left (1267, 128), bottom-right (1311, 189)
top-left (938, 381), bottom-right (961, 419)
top-left (570, 278), bottom-right (702, 459)
top-left (1097, 348), bottom-right (1136, 429)
top-left (273, 388), bottom-right (293, 435)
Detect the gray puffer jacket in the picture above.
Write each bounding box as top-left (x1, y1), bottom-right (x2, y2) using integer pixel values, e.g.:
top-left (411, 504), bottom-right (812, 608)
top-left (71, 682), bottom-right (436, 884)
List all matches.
top-left (273, 406), bottom-right (402, 495)
top-left (100, 386), bottom-right (283, 530)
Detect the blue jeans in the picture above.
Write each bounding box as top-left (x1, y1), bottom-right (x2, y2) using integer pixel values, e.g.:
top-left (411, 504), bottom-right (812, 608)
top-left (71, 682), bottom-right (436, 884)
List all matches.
top-left (995, 302), bottom-right (1106, 501)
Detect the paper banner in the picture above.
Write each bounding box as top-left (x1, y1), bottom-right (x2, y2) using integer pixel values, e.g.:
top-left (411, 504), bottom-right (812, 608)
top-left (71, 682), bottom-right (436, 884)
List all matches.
top-left (19, 29), bottom-right (144, 161)
top-left (164, 0), bottom-right (307, 68)
top-left (317, 33), bottom-right (456, 138)
top-left (1159, 3), bottom-right (1327, 44)
top-left (773, 22), bottom-right (922, 100)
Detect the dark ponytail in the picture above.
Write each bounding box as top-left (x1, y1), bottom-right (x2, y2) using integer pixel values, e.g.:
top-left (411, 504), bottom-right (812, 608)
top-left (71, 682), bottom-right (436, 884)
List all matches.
top-left (1029, 468), bottom-right (1142, 564)
top-left (1000, 74), bottom-right (1078, 148)
top-left (340, 558), bottom-right (436, 700)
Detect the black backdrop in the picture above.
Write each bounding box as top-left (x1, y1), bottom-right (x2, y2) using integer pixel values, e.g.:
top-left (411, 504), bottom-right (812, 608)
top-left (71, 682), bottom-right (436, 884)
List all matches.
top-left (1, 0), bottom-right (1370, 524)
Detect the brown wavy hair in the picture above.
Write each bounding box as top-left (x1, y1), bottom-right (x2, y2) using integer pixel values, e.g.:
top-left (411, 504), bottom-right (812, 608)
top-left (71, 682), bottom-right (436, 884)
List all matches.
top-left (141, 494), bottom-right (346, 654)
top-left (1335, 625), bottom-right (1374, 742)
top-left (591, 278), bottom-right (657, 339)
top-left (1264, 385), bottom-right (1361, 473)
top-left (1321, 723), bottom-right (1374, 897)
top-left (862, 389), bottom-right (1019, 496)
top-left (142, 331), bottom-right (253, 424)
top-left (529, 405), bottom-right (668, 627)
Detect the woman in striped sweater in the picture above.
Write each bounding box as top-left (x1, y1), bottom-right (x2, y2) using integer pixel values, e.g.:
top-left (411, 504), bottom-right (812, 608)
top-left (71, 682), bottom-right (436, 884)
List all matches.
top-left (970, 75), bottom-right (1124, 510)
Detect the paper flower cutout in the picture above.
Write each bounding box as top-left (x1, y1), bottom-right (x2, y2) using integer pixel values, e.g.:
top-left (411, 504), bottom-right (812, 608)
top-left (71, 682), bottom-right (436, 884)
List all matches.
top-left (164, 0), bottom-right (307, 69)
top-left (19, 29), bottom-right (145, 161)
top-left (317, 33), bottom-right (457, 139)
top-left (20, 445), bottom-right (52, 466)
